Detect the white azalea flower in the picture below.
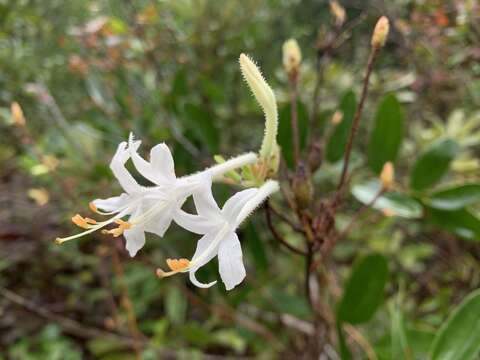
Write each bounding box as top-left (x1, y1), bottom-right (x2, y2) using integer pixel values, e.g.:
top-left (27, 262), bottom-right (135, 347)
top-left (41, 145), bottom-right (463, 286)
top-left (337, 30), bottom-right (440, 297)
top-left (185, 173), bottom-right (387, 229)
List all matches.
top-left (56, 134), bottom-right (257, 257)
top-left (157, 180), bottom-right (279, 290)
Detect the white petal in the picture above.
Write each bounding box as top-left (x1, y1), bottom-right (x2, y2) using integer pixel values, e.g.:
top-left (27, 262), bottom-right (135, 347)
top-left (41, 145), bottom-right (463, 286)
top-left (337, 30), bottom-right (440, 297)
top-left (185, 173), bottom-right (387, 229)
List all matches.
top-left (174, 210), bottom-right (219, 235)
top-left (189, 232), bottom-right (219, 288)
top-left (221, 188), bottom-right (258, 221)
top-left (92, 193), bottom-right (130, 212)
top-left (192, 179), bottom-right (221, 219)
top-left (150, 143), bottom-right (176, 181)
top-left (110, 142), bottom-right (141, 194)
top-left (124, 226), bottom-right (145, 257)
top-left (144, 206), bottom-right (174, 238)
top-left (129, 138), bottom-right (175, 185)
top-left (218, 232), bottom-right (246, 290)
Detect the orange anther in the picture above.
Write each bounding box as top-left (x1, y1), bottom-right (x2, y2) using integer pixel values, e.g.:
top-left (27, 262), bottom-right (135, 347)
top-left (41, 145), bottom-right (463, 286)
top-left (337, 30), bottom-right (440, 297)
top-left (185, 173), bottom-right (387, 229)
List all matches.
top-left (114, 219), bottom-right (132, 230)
top-left (71, 214), bottom-right (89, 229)
top-left (89, 202), bottom-right (98, 213)
top-left (166, 258), bottom-right (190, 271)
top-left (102, 220), bottom-right (132, 238)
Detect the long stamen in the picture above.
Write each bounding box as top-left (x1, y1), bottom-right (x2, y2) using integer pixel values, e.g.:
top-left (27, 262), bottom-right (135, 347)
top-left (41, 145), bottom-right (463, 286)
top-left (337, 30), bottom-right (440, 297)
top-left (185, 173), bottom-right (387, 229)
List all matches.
top-left (156, 258), bottom-right (190, 278)
top-left (55, 217), bottom-right (117, 244)
top-left (56, 206), bottom-right (133, 244)
top-left (102, 219), bottom-right (132, 237)
top-left (130, 200), bottom-right (168, 226)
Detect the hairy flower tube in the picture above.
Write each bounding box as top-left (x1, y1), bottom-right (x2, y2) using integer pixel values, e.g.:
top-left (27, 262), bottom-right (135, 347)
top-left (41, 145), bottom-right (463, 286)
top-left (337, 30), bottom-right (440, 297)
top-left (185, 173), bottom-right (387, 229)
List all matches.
top-left (56, 134), bottom-right (257, 257)
top-left (239, 53), bottom-right (279, 176)
top-left (157, 180), bottom-right (279, 290)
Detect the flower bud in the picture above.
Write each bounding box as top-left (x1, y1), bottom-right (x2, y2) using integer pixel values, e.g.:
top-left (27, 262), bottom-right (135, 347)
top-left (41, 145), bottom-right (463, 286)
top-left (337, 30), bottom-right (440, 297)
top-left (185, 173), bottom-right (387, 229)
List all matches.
top-left (282, 39), bottom-right (302, 76)
top-left (307, 140), bottom-right (323, 173)
top-left (11, 102), bottom-right (26, 126)
top-left (329, 1), bottom-right (346, 27)
top-left (292, 161), bottom-right (313, 209)
top-left (331, 110), bottom-right (343, 125)
top-left (371, 16), bottom-right (389, 48)
top-left (380, 161), bottom-right (394, 189)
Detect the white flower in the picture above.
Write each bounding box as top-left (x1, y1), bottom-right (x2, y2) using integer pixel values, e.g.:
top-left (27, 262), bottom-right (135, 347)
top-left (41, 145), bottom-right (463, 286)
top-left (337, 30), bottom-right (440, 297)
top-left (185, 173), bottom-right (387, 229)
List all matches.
top-left (157, 180), bottom-right (279, 290)
top-left (56, 134), bottom-right (257, 257)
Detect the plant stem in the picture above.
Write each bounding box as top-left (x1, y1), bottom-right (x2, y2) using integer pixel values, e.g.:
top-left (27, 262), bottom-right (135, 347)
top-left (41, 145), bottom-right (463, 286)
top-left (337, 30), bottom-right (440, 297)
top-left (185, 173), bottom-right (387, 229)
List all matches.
top-left (264, 201), bottom-right (307, 255)
top-left (337, 46), bottom-right (380, 192)
top-left (289, 74), bottom-right (301, 168)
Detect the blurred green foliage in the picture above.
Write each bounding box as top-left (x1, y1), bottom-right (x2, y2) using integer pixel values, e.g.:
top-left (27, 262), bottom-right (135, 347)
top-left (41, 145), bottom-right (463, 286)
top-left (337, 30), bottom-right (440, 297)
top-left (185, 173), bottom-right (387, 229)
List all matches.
top-left (0, 0), bottom-right (479, 358)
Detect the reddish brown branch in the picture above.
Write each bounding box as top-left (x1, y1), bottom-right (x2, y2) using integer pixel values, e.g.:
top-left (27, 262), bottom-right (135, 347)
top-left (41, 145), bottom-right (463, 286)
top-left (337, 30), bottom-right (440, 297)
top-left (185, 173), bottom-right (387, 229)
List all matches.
top-left (264, 201), bottom-right (307, 255)
top-left (337, 46), bottom-right (380, 192)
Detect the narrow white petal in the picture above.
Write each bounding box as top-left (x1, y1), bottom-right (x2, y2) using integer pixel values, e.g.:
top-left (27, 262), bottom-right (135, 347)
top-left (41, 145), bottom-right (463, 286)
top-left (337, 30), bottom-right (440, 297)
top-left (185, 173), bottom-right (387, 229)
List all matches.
top-left (92, 193), bottom-right (130, 212)
top-left (192, 181), bottom-right (221, 219)
top-left (218, 232), bottom-right (246, 290)
top-left (124, 227), bottom-right (145, 257)
top-left (150, 143), bottom-right (176, 181)
top-left (221, 188), bottom-right (258, 221)
top-left (188, 232), bottom-right (219, 288)
top-left (110, 142), bottom-right (140, 194)
top-left (128, 137), bottom-right (174, 185)
top-left (144, 212), bottom-right (173, 238)
top-left (174, 210), bottom-right (219, 235)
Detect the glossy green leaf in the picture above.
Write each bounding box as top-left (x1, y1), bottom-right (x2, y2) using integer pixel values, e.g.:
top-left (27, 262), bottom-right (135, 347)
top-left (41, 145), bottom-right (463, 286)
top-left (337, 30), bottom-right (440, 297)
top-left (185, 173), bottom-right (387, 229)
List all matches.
top-left (337, 254), bottom-right (389, 324)
top-left (428, 207), bottom-right (480, 241)
top-left (326, 90), bottom-right (357, 163)
top-left (183, 103), bottom-right (219, 153)
top-left (352, 180), bottom-right (423, 218)
top-left (430, 289), bottom-right (480, 360)
top-left (278, 101), bottom-right (309, 168)
top-left (367, 94), bottom-right (404, 173)
top-left (427, 184), bottom-right (480, 210)
top-left (410, 139), bottom-right (459, 191)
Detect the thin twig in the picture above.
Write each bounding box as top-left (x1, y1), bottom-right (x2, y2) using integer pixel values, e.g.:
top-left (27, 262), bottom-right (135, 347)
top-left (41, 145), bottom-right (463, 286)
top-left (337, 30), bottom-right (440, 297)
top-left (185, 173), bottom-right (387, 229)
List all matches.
top-left (320, 187), bottom-right (386, 258)
top-left (268, 201), bottom-right (305, 234)
top-left (336, 188), bottom-right (386, 241)
top-left (289, 74), bottom-right (301, 167)
top-left (264, 201), bottom-right (307, 256)
top-left (344, 324), bottom-right (378, 360)
top-left (337, 46), bottom-right (380, 192)
top-left (305, 245), bottom-right (314, 309)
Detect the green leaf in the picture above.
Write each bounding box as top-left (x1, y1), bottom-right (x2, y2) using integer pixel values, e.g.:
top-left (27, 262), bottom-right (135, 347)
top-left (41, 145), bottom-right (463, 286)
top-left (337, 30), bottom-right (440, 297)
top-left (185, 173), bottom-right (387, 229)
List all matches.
top-left (427, 207), bottom-right (480, 241)
top-left (410, 139), bottom-right (459, 191)
top-left (245, 222), bottom-right (268, 273)
top-left (336, 321), bottom-right (352, 360)
top-left (430, 289), bottom-right (480, 360)
top-left (326, 90), bottom-right (357, 163)
top-left (164, 286), bottom-right (187, 325)
top-left (367, 94), bottom-right (404, 173)
top-left (337, 254), bottom-right (389, 324)
top-left (352, 180), bottom-right (423, 218)
top-left (183, 103), bottom-right (219, 153)
top-left (278, 101), bottom-right (309, 168)
top-left (427, 184), bottom-right (480, 210)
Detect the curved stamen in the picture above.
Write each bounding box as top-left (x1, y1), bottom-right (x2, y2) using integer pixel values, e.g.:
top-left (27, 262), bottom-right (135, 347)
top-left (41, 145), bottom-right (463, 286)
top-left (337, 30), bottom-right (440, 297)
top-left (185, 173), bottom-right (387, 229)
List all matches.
top-left (56, 206), bottom-right (133, 244)
top-left (156, 258), bottom-right (190, 278)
